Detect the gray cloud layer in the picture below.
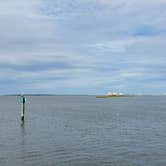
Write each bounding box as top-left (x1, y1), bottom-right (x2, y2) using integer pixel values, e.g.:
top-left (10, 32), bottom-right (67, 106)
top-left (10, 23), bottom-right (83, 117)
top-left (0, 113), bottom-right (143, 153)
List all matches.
top-left (0, 0), bottom-right (166, 94)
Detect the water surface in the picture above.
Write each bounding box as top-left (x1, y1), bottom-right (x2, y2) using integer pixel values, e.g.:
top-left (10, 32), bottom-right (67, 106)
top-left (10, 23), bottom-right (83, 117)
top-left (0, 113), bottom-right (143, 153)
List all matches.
top-left (0, 95), bottom-right (166, 166)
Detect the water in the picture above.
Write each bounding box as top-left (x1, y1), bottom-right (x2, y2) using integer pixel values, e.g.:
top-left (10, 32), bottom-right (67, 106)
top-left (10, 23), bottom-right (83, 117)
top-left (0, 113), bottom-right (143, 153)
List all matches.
top-left (0, 95), bottom-right (166, 166)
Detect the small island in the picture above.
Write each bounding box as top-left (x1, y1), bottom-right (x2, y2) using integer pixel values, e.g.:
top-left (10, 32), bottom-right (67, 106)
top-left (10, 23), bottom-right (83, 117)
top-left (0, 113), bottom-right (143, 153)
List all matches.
top-left (96, 92), bottom-right (128, 98)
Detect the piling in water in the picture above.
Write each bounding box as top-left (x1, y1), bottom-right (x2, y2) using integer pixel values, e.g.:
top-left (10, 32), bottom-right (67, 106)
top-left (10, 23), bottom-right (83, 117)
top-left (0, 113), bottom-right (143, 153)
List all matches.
top-left (20, 96), bottom-right (26, 121)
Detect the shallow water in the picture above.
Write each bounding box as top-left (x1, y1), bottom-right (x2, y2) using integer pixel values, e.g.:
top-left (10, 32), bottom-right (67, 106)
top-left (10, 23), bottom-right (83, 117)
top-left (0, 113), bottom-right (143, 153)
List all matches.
top-left (0, 95), bottom-right (166, 166)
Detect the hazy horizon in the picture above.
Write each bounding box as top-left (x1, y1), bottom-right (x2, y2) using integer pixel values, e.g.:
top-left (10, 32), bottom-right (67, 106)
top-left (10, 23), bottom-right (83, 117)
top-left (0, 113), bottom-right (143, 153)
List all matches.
top-left (1, 93), bottom-right (166, 96)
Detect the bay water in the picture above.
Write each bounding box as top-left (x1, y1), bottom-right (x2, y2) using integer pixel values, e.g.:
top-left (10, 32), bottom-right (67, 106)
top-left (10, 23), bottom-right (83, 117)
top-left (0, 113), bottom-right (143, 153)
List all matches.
top-left (0, 95), bottom-right (166, 166)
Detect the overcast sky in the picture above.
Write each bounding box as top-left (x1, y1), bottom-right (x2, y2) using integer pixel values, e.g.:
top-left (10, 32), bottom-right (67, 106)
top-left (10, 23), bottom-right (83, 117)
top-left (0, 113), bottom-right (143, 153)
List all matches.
top-left (0, 0), bottom-right (166, 95)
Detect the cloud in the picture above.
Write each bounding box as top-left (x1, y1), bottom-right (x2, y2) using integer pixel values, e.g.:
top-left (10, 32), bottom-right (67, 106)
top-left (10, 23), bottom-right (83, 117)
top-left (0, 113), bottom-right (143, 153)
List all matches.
top-left (0, 0), bottom-right (166, 94)
top-left (89, 38), bottom-right (138, 53)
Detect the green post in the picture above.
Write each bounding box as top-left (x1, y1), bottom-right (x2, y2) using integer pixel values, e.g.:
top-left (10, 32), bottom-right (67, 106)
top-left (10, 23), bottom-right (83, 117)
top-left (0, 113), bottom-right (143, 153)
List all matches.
top-left (20, 95), bottom-right (26, 121)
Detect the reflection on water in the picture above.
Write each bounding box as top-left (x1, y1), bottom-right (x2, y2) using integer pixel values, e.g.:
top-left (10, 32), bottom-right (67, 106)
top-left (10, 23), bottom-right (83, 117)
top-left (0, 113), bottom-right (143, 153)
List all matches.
top-left (20, 121), bottom-right (25, 147)
top-left (20, 121), bottom-right (26, 165)
top-left (21, 120), bottom-right (25, 130)
top-left (0, 95), bottom-right (166, 166)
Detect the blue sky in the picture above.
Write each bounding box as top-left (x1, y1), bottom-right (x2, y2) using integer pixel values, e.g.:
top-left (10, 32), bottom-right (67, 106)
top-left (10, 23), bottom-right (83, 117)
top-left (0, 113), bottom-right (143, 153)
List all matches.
top-left (0, 0), bottom-right (166, 95)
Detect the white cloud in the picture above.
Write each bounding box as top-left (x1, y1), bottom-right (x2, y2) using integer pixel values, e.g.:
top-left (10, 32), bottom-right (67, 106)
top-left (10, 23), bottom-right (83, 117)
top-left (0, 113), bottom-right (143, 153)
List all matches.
top-left (0, 0), bottom-right (166, 94)
top-left (90, 38), bottom-right (142, 53)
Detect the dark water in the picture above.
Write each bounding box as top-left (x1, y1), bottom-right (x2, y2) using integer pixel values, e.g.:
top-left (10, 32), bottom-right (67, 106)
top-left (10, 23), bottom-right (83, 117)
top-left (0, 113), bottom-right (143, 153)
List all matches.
top-left (0, 95), bottom-right (166, 166)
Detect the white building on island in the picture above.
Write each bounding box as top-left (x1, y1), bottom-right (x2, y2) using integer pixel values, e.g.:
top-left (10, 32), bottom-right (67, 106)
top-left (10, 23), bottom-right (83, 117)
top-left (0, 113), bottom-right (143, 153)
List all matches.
top-left (106, 92), bottom-right (123, 96)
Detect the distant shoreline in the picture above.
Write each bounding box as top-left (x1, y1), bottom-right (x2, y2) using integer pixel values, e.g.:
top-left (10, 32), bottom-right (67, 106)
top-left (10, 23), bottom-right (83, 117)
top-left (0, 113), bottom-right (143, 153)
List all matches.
top-left (96, 95), bottom-right (133, 98)
top-left (0, 94), bottom-right (166, 97)
top-left (0, 94), bottom-right (95, 96)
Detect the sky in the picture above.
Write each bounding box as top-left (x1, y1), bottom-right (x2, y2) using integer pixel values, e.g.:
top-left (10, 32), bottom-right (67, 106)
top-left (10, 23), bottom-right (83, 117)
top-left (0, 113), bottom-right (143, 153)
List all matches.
top-left (0, 0), bottom-right (166, 95)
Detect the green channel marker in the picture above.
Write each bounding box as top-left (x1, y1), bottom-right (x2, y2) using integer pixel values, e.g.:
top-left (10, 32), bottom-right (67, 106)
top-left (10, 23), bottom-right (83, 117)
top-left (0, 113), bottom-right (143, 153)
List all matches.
top-left (20, 95), bottom-right (26, 121)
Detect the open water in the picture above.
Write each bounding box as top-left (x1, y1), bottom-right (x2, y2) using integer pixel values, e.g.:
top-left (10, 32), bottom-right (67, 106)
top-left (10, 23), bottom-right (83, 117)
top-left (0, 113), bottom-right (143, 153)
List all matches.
top-left (0, 95), bottom-right (166, 166)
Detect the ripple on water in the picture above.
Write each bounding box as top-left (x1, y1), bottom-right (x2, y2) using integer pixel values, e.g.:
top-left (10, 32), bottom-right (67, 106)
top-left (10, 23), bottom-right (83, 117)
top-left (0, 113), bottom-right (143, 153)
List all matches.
top-left (1, 96), bottom-right (166, 166)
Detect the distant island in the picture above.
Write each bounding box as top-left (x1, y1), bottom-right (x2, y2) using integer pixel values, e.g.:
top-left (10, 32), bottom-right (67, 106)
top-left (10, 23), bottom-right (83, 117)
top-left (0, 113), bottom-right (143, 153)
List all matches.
top-left (96, 92), bottom-right (129, 98)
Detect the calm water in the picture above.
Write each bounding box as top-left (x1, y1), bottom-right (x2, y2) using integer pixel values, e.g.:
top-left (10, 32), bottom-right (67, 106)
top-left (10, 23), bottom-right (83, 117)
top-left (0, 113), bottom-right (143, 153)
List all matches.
top-left (0, 95), bottom-right (166, 166)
